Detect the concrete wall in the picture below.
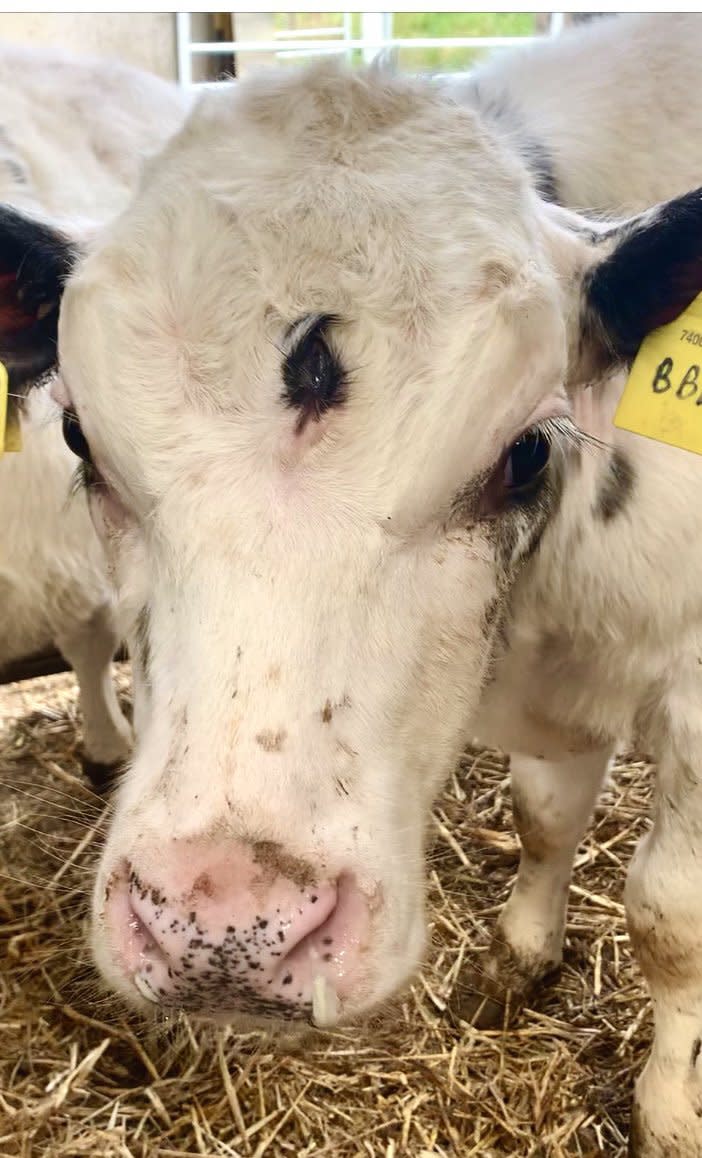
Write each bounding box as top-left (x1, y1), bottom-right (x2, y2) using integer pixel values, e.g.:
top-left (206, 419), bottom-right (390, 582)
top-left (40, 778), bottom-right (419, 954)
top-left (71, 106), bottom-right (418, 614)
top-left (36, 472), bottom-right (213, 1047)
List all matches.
top-left (0, 13), bottom-right (177, 80)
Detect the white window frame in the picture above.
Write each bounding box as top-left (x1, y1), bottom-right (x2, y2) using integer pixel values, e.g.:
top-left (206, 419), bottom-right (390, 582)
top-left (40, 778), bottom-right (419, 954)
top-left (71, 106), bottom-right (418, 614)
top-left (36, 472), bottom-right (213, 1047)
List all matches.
top-left (176, 12), bottom-right (567, 87)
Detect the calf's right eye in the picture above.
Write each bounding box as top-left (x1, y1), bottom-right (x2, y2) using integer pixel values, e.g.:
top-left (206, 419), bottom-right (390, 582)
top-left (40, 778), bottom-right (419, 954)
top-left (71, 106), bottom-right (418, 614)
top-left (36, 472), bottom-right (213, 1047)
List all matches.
top-left (62, 409), bottom-right (93, 464)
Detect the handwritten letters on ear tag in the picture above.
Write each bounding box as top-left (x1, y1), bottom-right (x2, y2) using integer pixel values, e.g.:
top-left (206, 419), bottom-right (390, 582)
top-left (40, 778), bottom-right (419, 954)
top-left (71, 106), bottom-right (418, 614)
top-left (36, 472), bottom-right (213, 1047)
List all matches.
top-left (615, 292), bottom-right (702, 455)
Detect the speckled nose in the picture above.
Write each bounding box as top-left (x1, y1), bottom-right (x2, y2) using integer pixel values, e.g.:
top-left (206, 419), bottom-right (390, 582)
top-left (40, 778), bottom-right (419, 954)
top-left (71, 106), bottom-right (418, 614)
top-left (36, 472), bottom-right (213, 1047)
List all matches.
top-left (101, 840), bottom-right (368, 1022)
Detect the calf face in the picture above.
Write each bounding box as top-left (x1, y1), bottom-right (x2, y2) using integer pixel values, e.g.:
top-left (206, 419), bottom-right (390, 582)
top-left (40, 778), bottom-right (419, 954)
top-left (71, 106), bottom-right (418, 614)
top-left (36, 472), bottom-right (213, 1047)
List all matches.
top-left (6, 65), bottom-right (702, 1026)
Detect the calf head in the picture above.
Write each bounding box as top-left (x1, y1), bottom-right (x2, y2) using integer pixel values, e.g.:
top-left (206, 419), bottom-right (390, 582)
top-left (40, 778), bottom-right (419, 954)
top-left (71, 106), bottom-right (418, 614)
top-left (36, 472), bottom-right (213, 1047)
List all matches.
top-left (6, 64), bottom-right (702, 1026)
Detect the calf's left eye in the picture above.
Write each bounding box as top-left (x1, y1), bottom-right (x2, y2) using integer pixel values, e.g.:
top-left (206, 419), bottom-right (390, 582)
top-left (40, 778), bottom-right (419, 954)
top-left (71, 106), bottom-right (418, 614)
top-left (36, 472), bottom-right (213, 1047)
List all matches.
top-left (455, 424), bottom-right (554, 525)
top-left (503, 429), bottom-right (550, 496)
top-left (62, 409), bottom-right (93, 464)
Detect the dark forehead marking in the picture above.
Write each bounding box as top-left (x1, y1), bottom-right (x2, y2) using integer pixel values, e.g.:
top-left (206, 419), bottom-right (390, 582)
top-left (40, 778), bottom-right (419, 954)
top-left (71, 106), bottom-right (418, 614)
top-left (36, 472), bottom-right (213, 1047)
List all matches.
top-left (594, 447), bottom-right (635, 523)
top-left (281, 312), bottom-right (347, 434)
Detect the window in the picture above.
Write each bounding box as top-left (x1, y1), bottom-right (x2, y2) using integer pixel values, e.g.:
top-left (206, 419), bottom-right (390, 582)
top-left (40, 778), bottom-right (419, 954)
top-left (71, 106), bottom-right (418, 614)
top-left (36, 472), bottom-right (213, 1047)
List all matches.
top-left (176, 13), bottom-right (603, 87)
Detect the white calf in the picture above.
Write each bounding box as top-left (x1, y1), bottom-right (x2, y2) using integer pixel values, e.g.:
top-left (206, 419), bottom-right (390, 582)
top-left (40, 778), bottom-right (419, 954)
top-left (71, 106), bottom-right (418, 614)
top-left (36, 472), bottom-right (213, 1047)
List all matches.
top-left (3, 15), bottom-right (702, 1156)
top-left (0, 44), bottom-right (188, 778)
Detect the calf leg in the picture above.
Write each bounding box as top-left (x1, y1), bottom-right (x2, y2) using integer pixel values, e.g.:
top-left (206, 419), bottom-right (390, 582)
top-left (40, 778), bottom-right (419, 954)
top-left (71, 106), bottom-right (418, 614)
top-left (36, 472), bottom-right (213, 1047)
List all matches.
top-left (626, 746), bottom-right (702, 1157)
top-left (55, 603), bottom-right (132, 789)
top-left (451, 744), bottom-right (612, 1026)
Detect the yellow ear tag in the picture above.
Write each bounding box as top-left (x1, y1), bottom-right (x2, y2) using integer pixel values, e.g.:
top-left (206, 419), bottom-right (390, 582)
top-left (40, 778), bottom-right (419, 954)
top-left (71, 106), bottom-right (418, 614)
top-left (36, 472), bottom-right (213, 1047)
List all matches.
top-left (614, 293), bottom-right (702, 455)
top-left (0, 361), bottom-right (20, 456)
top-left (0, 361), bottom-right (21, 455)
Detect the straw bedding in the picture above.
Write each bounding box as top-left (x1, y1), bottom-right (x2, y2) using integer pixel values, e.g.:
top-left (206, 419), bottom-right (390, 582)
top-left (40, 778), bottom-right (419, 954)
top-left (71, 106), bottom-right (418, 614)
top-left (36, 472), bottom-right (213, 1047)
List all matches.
top-left (1, 667), bottom-right (652, 1157)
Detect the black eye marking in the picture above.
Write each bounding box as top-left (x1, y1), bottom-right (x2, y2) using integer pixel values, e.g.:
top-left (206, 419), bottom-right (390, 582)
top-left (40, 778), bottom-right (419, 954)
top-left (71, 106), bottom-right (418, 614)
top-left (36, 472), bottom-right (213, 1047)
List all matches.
top-left (62, 408), bottom-right (93, 465)
top-left (282, 314), bottom-right (347, 432)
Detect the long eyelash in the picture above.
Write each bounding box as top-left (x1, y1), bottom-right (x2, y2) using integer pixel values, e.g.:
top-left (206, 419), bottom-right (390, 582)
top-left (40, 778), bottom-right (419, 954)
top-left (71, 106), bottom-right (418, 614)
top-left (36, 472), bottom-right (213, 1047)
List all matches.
top-left (538, 414), bottom-right (608, 455)
top-left (69, 460), bottom-right (96, 497)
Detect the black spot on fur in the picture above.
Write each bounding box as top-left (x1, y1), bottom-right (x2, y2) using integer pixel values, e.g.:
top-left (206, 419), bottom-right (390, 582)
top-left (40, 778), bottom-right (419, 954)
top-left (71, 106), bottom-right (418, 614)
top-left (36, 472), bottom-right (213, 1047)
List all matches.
top-left (520, 134), bottom-right (558, 203)
top-left (595, 448), bottom-right (635, 523)
top-left (467, 83), bottom-right (559, 203)
top-left (2, 156), bottom-right (28, 186)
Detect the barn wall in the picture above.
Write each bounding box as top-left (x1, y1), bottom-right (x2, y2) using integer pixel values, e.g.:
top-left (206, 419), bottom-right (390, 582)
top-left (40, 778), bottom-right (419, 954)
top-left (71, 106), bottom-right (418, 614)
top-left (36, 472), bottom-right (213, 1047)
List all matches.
top-left (0, 13), bottom-right (177, 79)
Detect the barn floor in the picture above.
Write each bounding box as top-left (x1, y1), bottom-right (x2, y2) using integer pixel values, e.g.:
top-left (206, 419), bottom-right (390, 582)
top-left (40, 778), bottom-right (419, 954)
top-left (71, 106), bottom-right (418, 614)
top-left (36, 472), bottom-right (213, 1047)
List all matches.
top-left (0, 668), bottom-right (652, 1158)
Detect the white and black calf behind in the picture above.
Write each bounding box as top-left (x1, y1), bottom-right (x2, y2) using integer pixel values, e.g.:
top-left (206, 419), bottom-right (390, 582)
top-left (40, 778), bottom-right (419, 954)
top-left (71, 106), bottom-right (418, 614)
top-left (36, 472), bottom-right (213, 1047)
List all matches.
top-left (0, 43), bottom-right (188, 781)
top-left (4, 14), bottom-right (702, 1156)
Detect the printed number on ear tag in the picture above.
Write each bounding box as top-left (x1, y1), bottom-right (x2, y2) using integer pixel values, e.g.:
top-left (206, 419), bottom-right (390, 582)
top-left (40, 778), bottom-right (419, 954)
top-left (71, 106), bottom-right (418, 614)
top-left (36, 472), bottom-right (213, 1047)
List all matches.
top-left (0, 360), bottom-right (21, 455)
top-left (615, 292), bottom-right (702, 455)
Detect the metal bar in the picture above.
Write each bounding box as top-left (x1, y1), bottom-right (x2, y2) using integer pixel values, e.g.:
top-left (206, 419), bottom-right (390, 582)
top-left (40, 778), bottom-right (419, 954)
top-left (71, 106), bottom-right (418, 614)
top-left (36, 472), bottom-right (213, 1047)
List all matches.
top-left (343, 11), bottom-right (354, 64)
top-left (176, 12), bottom-right (193, 87)
top-left (188, 36), bottom-right (542, 55)
top-left (360, 12), bottom-right (389, 64)
top-left (275, 46), bottom-right (356, 60)
top-left (275, 27), bottom-right (345, 40)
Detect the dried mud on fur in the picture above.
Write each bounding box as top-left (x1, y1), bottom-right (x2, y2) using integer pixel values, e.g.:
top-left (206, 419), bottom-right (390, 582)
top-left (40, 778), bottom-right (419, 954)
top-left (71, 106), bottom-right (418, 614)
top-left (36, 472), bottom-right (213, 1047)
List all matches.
top-left (1, 667), bottom-right (653, 1157)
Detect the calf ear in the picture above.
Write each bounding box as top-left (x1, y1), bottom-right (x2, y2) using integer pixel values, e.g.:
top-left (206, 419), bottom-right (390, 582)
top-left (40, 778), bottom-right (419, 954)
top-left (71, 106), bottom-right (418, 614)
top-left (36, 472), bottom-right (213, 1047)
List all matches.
top-left (0, 204), bottom-right (78, 392)
top-left (576, 188), bottom-right (702, 381)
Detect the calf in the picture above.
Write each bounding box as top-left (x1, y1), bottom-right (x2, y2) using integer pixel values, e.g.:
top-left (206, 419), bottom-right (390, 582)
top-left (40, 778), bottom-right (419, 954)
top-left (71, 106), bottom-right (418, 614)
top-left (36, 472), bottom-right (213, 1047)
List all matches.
top-left (3, 14), bottom-right (702, 1155)
top-left (0, 43), bottom-right (188, 775)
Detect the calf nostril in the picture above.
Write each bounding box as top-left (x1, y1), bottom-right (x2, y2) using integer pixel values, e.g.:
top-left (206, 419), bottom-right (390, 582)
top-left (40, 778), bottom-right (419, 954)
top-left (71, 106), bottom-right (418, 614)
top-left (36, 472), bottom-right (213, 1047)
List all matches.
top-left (272, 883), bottom-right (338, 963)
top-left (126, 899), bottom-right (168, 968)
top-left (271, 873), bottom-right (361, 990)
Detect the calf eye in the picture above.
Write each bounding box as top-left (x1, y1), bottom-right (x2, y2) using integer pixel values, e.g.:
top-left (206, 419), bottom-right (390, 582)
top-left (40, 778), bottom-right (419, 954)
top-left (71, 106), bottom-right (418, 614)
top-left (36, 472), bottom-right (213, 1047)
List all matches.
top-left (283, 314), bottom-right (347, 427)
top-left (468, 420), bottom-right (567, 525)
top-left (503, 429), bottom-right (550, 497)
top-left (62, 409), bottom-right (92, 464)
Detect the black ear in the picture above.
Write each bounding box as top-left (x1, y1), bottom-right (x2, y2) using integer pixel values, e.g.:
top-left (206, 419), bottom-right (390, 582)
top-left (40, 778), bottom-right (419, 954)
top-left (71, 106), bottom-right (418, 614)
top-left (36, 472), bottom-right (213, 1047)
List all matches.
top-left (581, 188), bottom-right (702, 376)
top-left (0, 204), bottom-right (77, 392)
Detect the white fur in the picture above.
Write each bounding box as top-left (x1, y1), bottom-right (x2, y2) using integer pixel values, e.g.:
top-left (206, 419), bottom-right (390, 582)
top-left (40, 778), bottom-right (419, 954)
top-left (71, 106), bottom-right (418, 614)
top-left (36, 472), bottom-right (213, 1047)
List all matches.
top-left (454, 13), bottom-right (702, 215)
top-left (35, 15), bottom-right (702, 1154)
top-left (0, 43), bottom-right (188, 763)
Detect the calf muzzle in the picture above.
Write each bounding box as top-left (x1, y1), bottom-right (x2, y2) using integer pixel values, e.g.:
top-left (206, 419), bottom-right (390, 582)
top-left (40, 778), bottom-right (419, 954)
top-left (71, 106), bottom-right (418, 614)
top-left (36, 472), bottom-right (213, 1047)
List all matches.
top-left (100, 839), bottom-right (369, 1024)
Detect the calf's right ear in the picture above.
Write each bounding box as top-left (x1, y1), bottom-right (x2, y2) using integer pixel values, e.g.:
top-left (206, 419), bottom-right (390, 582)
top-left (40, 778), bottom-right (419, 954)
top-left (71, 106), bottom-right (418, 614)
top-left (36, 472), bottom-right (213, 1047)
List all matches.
top-left (0, 204), bottom-right (78, 392)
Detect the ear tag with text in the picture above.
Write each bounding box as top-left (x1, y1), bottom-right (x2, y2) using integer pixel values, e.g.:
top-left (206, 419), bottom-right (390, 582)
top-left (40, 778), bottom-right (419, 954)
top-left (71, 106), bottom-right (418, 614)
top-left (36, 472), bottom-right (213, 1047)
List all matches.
top-left (0, 361), bottom-right (21, 455)
top-left (614, 292), bottom-right (702, 455)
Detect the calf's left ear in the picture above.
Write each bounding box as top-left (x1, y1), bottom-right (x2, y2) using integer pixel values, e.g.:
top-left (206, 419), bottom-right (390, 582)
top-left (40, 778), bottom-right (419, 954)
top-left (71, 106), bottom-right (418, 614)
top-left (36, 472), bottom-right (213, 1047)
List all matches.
top-left (0, 204), bottom-right (78, 392)
top-left (574, 187), bottom-right (702, 382)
